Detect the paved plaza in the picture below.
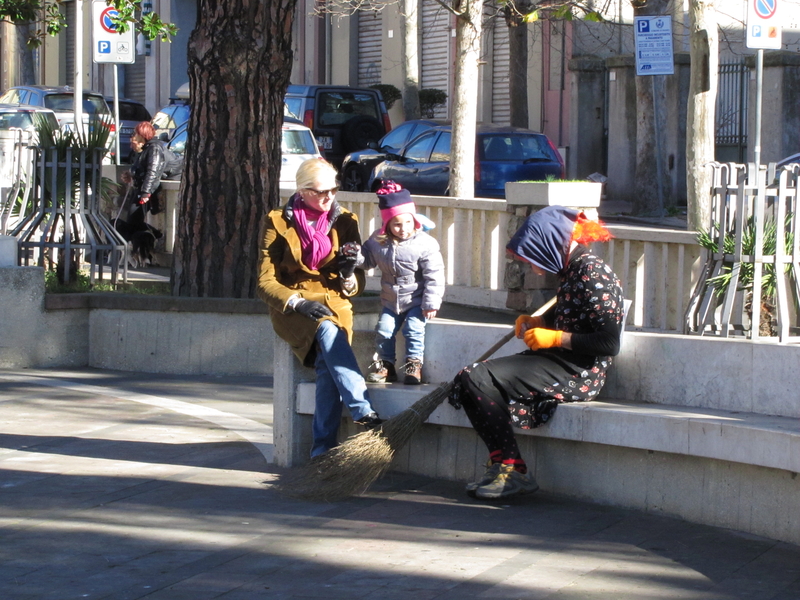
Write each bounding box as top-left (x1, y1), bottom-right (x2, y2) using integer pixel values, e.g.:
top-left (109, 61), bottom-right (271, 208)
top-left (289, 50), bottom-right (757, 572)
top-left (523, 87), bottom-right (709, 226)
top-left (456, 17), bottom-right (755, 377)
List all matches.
top-left (1, 368), bottom-right (799, 600)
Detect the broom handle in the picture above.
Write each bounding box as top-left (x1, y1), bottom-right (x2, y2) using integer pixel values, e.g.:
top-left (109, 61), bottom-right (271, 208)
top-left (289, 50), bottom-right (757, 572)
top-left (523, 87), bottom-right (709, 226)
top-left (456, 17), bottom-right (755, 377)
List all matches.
top-left (474, 296), bottom-right (558, 363)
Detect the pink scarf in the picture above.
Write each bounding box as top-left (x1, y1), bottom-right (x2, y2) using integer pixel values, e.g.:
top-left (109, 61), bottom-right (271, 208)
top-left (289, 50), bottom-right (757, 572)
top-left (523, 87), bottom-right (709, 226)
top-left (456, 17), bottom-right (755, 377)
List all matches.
top-left (293, 198), bottom-right (333, 271)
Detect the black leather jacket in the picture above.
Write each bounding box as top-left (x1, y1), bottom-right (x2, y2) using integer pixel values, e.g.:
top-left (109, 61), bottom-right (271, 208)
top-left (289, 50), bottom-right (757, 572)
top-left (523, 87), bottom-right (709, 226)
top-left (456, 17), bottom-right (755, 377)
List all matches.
top-left (131, 138), bottom-right (167, 197)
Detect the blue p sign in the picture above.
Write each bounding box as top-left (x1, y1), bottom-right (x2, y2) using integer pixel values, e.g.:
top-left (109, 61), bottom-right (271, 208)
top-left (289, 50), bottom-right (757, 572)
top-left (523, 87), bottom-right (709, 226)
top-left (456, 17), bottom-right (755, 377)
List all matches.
top-left (638, 20), bottom-right (650, 32)
top-left (98, 41), bottom-right (111, 54)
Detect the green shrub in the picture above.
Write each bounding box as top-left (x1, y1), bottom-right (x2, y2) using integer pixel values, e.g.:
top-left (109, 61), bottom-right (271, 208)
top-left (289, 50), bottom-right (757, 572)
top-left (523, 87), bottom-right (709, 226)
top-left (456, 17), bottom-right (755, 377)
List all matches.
top-left (419, 88), bottom-right (447, 118)
top-left (369, 84), bottom-right (402, 110)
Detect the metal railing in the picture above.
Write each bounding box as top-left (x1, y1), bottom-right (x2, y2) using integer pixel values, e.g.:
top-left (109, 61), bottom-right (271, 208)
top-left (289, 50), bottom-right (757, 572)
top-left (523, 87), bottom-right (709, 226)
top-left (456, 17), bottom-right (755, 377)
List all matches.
top-left (11, 144), bottom-right (128, 284)
top-left (686, 162), bottom-right (800, 342)
top-left (338, 191), bottom-right (704, 332)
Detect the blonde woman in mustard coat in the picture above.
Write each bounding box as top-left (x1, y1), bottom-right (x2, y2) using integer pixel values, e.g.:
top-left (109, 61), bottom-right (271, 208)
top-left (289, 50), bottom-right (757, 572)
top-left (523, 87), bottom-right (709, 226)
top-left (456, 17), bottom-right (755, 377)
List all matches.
top-left (257, 158), bottom-right (382, 458)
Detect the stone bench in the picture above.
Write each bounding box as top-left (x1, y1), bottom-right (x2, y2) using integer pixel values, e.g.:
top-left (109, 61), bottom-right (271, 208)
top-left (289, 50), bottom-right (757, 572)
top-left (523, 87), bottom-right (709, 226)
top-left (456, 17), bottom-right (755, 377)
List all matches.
top-left (275, 323), bottom-right (800, 547)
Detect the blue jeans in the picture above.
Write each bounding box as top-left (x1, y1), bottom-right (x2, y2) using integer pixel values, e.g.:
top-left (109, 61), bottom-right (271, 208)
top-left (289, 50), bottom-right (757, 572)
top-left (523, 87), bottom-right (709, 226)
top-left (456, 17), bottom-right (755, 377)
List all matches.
top-left (311, 319), bottom-right (374, 458)
top-left (375, 305), bottom-right (426, 364)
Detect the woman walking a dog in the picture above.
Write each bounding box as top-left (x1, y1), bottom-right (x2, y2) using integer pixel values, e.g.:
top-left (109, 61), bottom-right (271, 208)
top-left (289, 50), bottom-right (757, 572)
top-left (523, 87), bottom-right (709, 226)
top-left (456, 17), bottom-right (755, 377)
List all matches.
top-left (449, 206), bottom-right (624, 500)
top-left (115, 122), bottom-right (167, 266)
top-left (257, 158), bottom-right (382, 459)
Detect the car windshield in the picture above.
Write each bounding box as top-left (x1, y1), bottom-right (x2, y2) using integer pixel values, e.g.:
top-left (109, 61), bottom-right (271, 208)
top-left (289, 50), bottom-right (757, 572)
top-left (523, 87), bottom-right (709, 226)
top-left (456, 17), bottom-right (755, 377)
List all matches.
top-left (480, 134), bottom-right (558, 162)
top-left (152, 105), bottom-right (190, 131)
top-left (0, 111), bottom-right (33, 130)
top-left (116, 102), bottom-right (151, 122)
top-left (284, 98), bottom-right (303, 121)
top-left (282, 129), bottom-right (317, 155)
top-left (317, 92), bottom-right (379, 126)
top-left (43, 94), bottom-right (109, 115)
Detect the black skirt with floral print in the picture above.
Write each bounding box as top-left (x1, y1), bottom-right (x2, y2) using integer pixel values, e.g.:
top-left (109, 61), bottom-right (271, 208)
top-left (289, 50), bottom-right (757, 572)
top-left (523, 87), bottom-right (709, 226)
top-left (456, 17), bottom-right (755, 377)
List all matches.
top-left (451, 250), bottom-right (623, 429)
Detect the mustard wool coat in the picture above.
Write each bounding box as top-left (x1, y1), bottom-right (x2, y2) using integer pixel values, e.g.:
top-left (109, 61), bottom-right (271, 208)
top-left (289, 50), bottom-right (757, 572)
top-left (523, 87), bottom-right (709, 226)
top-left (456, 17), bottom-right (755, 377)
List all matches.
top-left (256, 197), bottom-right (364, 367)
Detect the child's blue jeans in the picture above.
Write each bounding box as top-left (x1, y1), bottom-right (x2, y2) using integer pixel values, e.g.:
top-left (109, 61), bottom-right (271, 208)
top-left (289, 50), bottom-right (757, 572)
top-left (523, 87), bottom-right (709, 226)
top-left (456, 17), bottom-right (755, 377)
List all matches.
top-left (374, 305), bottom-right (426, 364)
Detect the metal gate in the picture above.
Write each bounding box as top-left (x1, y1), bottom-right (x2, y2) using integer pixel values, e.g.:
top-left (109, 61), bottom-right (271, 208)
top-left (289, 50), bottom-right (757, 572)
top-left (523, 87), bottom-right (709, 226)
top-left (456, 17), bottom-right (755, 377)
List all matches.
top-left (357, 11), bottom-right (382, 87)
top-left (716, 60), bottom-right (748, 163)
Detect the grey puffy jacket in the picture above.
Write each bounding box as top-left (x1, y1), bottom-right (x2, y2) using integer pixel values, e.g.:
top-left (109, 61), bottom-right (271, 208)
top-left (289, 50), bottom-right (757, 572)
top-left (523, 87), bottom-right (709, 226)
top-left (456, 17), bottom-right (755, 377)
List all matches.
top-left (361, 230), bottom-right (445, 315)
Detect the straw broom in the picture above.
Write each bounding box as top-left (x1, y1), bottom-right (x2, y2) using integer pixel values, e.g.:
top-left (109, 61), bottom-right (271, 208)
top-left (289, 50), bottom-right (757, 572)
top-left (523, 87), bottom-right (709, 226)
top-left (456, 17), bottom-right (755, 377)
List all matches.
top-left (276, 296), bottom-right (557, 501)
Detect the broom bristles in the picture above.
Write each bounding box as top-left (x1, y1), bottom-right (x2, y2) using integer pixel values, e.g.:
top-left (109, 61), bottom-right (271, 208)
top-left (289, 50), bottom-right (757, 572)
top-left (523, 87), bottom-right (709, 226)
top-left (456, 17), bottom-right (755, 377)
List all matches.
top-left (275, 381), bottom-right (453, 501)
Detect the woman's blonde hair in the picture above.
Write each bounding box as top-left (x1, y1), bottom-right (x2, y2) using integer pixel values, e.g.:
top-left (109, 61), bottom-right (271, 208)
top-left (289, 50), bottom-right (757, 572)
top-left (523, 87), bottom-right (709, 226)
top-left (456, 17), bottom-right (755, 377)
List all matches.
top-left (295, 158), bottom-right (338, 192)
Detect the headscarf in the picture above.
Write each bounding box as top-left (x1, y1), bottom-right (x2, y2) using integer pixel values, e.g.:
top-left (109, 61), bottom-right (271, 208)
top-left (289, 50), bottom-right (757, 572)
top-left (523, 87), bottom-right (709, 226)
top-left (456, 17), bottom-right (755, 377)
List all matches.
top-left (506, 205), bottom-right (580, 274)
top-left (292, 196), bottom-right (333, 270)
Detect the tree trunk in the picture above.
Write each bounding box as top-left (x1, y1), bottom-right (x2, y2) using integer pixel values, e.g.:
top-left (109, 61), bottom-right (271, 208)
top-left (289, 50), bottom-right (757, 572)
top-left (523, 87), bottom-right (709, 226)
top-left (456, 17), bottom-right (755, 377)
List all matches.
top-left (633, 0), bottom-right (672, 216)
top-left (449, 0), bottom-right (483, 198)
top-left (402, 0), bottom-right (421, 120)
top-left (686, 0), bottom-right (718, 231)
top-left (171, 0), bottom-right (296, 298)
top-left (505, 3), bottom-right (529, 129)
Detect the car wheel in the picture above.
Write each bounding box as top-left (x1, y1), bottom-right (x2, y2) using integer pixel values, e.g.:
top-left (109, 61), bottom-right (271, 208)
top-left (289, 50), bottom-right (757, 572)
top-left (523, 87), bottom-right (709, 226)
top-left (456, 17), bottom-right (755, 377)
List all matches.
top-left (341, 165), bottom-right (366, 192)
top-left (342, 116), bottom-right (384, 154)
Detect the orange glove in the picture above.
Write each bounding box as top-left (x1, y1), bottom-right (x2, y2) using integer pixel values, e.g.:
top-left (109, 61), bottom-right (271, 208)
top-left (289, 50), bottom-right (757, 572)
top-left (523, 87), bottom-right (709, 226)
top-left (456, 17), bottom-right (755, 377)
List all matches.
top-left (514, 315), bottom-right (544, 338)
top-left (523, 328), bottom-right (563, 351)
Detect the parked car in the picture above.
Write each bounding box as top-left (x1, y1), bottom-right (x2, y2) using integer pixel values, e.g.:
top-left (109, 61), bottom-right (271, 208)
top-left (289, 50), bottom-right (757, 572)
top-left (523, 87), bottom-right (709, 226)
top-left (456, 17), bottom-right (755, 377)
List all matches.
top-left (152, 102), bottom-right (190, 141)
top-left (167, 118), bottom-right (321, 199)
top-left (340, 118), bottom-right (448, 191)
top-left (0, 103), bottom-right (60, 141)
top-left (369, 125), bottom-right (565, 198)
top-left (284, 84), bottom-right (391, 171)
top-left (105, 97), bottom-right (152, 163)
top-left (0, 85), bottom-right (115, 152)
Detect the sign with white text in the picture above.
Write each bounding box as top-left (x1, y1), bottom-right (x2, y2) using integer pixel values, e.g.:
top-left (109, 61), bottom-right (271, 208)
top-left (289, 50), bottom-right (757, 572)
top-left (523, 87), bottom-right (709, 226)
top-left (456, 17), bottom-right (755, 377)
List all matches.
top-left (634, 16), bottom-right (674, 76)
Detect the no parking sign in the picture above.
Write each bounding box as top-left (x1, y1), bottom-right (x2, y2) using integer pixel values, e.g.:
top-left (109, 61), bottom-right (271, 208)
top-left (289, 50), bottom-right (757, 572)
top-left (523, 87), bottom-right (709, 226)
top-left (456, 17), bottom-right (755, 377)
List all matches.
top-left (92, 1), bottom-right (135, 64)
top-left (746, 0), bottom-right (782, 49)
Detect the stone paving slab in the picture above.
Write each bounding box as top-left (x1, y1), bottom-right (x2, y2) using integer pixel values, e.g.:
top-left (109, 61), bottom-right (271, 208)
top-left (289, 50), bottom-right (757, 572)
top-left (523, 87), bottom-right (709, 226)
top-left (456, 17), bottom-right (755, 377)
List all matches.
top-left (1, 368), bottom-right (799, 600)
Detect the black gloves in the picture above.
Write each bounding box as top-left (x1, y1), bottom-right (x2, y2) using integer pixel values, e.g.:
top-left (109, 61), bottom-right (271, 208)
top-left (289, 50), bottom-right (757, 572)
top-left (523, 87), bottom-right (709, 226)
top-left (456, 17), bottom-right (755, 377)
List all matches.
top-left (294, 299), bottom-right (333, 320)
top-left (335, 254), bottom-right (358, 279)
top-left (335, 241), bottom-right (361, 279)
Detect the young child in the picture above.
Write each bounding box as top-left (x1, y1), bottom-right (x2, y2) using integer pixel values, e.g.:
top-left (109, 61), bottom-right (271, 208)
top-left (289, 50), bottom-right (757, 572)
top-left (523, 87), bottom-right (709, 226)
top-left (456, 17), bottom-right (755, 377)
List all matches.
top-left (361, 181), bottom-right (445, 385)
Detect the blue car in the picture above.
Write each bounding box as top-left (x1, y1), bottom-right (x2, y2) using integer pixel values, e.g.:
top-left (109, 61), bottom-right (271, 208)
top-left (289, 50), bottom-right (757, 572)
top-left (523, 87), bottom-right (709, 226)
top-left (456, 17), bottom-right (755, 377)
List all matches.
top-left (369, 125), bottom-right (564, 198)
top-left (341, 118), bottom-right (448, 191)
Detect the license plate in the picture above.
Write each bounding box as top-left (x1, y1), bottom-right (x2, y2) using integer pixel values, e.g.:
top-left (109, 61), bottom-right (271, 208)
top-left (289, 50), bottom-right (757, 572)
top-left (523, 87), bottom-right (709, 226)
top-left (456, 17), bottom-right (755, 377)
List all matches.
top-left (121, 127), bottom-right (134, 135)
top-left (318, 136), bottom-right (333, 150)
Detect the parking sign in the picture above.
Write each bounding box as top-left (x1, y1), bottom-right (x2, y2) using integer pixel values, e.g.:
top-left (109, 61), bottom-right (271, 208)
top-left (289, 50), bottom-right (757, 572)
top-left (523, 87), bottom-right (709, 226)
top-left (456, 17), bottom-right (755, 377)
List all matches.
top-left (747, 0), bottom-right (782, 49)
top-left (634, 16), bottom-right (674, 76)
top-left (92, 1), bottom-right (135, 64)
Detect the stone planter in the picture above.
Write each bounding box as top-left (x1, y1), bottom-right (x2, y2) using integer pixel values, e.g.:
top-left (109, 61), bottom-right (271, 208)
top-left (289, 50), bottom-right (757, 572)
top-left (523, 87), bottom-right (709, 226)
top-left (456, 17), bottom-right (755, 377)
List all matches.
top-left (505, 181), bottom-right (602, 216)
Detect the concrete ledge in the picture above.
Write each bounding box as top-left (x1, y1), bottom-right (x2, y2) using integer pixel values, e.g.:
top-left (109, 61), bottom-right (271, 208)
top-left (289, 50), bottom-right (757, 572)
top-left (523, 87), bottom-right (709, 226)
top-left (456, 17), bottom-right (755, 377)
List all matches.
top-left (296, 384), bottom-right (800, 475)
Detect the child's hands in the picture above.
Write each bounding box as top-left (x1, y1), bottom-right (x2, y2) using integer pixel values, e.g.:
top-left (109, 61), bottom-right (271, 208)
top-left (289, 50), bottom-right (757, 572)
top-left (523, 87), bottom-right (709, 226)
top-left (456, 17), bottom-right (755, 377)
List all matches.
top-left (514, 315), bottom-right (544, 338)
top-left (423, 309), bottom-right (437, 319)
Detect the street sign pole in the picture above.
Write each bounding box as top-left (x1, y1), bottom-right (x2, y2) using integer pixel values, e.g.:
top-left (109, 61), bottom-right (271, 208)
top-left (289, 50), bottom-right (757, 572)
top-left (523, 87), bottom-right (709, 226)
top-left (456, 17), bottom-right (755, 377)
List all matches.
top-left (753, 49), bottom-right (763, 171)
top-left (634, 15), bottom-right (674, 216)
top-left (74, 0), bottom-right (84, 139)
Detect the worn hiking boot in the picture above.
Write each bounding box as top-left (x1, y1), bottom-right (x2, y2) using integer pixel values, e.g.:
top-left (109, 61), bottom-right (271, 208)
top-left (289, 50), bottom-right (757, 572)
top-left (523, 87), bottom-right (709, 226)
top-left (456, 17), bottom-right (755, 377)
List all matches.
top-left (403, 358), bottom-right (423, 385)
top-left (465, 461), bottom-right (502, 497)
top-left (367, 360), bottom-right (397, 383)
top-left (474, 464), bottom-right (539, 500)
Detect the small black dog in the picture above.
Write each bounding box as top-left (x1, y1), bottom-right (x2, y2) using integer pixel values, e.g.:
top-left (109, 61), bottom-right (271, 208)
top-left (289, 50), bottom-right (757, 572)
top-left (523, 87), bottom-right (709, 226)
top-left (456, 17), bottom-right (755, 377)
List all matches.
top-left (130, 224), bottom-right (163, 268)
top-left (111, 219), bottom-right (162, 268)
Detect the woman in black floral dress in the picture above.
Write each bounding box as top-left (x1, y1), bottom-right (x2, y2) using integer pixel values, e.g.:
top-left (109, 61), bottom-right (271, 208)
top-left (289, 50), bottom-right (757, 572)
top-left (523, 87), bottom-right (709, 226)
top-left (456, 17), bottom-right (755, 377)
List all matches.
top-left (449, 205), bottom-right (624, 500)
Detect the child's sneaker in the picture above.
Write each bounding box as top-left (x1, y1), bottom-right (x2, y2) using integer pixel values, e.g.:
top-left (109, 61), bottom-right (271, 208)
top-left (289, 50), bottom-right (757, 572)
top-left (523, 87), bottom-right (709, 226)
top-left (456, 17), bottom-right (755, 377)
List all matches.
top-left (403, 358), bottom-right (423, 385)
top-left (367, 360), bottom-right (397, 383)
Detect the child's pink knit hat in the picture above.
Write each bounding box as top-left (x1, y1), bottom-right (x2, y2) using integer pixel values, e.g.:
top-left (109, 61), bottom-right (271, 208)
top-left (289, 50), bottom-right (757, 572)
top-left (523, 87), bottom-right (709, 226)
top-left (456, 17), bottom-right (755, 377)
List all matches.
top-left (376, 180), bottom-right (421, 233)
